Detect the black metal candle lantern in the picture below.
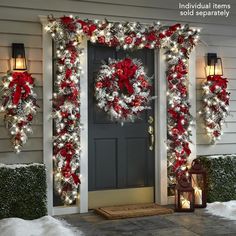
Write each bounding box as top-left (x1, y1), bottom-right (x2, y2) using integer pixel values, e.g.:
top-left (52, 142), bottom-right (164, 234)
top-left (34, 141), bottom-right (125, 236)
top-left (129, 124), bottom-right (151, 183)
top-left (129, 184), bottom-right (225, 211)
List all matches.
top-left (175, 175), bottom-right (195, 212)
top-left (207, 53), bottom-right (223, 76)
top-left (189, 159), bottom-right (207, 208)
top-left (12, 43), bottom-right (27, 71)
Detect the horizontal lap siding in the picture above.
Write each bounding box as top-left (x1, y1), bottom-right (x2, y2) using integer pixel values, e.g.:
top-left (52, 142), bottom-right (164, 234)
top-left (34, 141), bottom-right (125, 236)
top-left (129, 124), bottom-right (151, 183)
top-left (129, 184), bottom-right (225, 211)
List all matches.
top-left (0, 0), bottom-right (235, 163)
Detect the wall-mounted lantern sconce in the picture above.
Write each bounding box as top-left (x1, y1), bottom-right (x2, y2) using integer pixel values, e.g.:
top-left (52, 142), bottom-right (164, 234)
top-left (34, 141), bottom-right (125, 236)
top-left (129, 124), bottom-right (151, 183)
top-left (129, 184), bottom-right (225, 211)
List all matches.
top-left (12, 43), bottom-right (27, 71)
top-left (207, 53), bottom-right (223, 76)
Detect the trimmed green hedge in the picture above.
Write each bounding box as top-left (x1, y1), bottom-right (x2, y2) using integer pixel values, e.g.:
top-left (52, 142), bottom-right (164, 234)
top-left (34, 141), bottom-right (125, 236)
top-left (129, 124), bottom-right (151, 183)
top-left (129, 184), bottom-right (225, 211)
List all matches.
top-left (197, 155), bottom-right (236, 202)
top-left (0, 163), bottom-right (47, 219)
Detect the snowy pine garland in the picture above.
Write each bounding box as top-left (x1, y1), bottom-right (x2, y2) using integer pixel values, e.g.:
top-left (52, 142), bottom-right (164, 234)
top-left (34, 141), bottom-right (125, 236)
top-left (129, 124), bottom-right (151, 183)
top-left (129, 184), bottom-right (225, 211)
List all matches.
top-left (1, 71), bottom-right (38, 153)
top-left (46, 15), bottom-right (199, 203)
top-left (51, 43), bottom-right (82, 204)
top-left (95, 58), bottom-right (152, 124)
top-left (200, 75), bottom-right (230, 144)
top-left (167, 59), bottom-right (193, 186)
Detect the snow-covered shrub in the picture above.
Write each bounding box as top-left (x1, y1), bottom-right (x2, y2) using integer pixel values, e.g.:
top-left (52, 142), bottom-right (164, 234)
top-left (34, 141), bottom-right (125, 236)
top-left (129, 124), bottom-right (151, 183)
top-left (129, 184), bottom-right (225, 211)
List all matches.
top-left (197, 155), bottom-right (236, 202)
top-left (0, 163), bottom-right (47, 219)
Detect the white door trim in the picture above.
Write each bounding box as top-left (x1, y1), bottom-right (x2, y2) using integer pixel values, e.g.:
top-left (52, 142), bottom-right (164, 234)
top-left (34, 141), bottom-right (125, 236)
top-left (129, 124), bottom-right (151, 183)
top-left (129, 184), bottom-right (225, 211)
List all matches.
top-left (40, 15), bottom-right (196, 214)
top-left (41, 16), bottom-right (53, 215)
top-left (155, 48), bottom-right (168, 205)
top-left (189, 48), bottom-right (197, 163)
top-left (79, 39), bottom-right (89, 213)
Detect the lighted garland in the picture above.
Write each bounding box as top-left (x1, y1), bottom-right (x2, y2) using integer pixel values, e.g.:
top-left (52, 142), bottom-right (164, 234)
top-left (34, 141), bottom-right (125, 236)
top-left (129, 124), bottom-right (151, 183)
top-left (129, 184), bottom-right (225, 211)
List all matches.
top-left (166, 60), bottom-right (193, 188)
top-left (46, 15), bottom-right (199, 203)
top-left (0, 71), bottom-right (38, 153)
top-left (52, 42), bottom-right (82, 204)
top-left (199, 75), bottom-right (230, 144)
top-left (95, 57), bottom-right (152, 123)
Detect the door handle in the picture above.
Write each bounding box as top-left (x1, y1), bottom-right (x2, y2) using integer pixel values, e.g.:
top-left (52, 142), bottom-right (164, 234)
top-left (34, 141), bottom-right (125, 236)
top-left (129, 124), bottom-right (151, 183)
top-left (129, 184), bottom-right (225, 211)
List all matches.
top-left (149, 133), bottom-right (154, 151)
top-left (148, 116), bottom-right (154, 151)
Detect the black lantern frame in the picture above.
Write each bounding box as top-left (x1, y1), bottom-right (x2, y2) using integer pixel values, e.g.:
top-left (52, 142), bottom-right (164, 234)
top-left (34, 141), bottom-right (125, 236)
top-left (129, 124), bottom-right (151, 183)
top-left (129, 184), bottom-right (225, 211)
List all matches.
top-left (12, 43), bottom-right (27, 71)
top-left (207, 53), bottom-right (223, 76)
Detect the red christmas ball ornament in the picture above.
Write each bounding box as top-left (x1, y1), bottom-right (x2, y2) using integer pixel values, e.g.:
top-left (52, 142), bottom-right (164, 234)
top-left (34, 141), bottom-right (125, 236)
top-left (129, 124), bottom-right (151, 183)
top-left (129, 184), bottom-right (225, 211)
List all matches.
top-left (147, 32), bottom-right (157, 41)
top-left (98, 36), bottom-right (105, 44)
top-left (134, 100), bottom-right (141, 107)
top-left (82, 25), bottom-right (90, 34)
top-left (213, 130), bottom-right (220, 137)
top-left (177, 36), bottom-right (184, 44)
top-left (27, 113), bottom-right (33, 121)
top-left (96, 81), bottom-right (103, 88)
top-left (88, 24), bottom-right (97, 34)
top-left (116, 68), bottom-right (124, 76)
top-left (110, 37), bottom-right (119, 46)
top-left (165, 30), bottom-right (173, 37)
top-left (114, 104), bottom-right (122, 112)
top-left (125, 36), bottom-right (133, 44)
top-left (61, 111), bottom-right (69, 118)
top-left (171, 128), bottom-right (179, 136)
top-left (134, 38), bottom-right (142, 46)
top-left (159, 33), bottom-right (166, 39)
top-left (181, 47), bottom-right (188, 55)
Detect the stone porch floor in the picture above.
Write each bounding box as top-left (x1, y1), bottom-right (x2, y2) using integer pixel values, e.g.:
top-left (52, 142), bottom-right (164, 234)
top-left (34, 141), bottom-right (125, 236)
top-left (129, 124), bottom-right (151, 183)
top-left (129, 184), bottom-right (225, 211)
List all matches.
top-left (59, 208), bottom-right (236, 236)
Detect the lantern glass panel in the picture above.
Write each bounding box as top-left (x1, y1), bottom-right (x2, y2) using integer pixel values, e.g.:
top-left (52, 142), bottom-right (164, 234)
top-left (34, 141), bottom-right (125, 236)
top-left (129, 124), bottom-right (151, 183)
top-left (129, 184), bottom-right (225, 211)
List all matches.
top-left (214, 58), bottom-right (223, 76)
top-left (14, 57), bottom-right (27, 70)
top-left (175, 189), bottom-right (194, 212)
top-left (189, 159), bottom-right (207, 208)
top-left (180, 191), bottom-right (192, 209)
top-left (192, 174), bottom-right (204, 205)
top-left (175, 176), bottom-right (195, 212)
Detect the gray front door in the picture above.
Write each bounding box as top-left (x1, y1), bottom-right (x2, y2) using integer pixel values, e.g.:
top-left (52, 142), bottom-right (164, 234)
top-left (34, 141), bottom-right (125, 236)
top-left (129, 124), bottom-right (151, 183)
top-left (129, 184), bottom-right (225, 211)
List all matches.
top-left (88, 43), bottom-right (155, 207)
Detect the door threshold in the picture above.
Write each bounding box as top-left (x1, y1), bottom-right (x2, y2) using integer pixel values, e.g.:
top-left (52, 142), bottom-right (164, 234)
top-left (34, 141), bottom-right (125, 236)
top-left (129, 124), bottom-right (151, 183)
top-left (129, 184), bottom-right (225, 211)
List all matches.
top-left (88, 187), bottom-right (154, 209)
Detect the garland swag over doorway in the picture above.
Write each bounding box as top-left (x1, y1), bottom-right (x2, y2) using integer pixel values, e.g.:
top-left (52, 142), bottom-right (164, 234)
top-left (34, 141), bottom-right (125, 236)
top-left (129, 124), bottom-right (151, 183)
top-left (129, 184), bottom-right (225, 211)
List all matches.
top-left (46, 15), bottom-right (199, 204)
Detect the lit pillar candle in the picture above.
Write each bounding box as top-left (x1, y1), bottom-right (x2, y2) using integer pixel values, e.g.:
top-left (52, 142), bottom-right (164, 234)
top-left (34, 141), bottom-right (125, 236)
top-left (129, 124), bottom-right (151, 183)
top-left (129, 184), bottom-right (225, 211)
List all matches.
top-left (181, 197), bottom-right (190, 209)
top-left (194, 187), bottom-right (202, 205)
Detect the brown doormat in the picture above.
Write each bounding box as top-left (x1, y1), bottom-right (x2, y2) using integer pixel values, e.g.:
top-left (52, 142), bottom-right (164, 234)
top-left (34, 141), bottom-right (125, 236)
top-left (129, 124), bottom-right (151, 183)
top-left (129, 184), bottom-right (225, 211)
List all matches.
top-left (94, 203), bottom-right (173, 220)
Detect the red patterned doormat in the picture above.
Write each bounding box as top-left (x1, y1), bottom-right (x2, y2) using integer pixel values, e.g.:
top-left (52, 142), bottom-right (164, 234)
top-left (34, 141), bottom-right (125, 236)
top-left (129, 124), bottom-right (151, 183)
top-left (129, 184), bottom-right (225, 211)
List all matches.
top-left (94, 203), bottom-right (173, 220)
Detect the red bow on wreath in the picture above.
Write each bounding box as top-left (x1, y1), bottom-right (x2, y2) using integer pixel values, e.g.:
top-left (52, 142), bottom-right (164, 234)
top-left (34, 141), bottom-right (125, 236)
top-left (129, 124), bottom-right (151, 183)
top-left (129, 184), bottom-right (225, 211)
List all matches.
top-left (115, 58), bottom-right (137, 94)
top-left (9, 72), bottom-right (33, 105)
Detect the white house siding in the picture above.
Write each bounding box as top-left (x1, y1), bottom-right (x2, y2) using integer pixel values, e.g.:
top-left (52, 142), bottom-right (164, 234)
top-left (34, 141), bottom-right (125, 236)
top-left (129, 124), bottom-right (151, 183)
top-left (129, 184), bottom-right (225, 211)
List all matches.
top-left (0, 0), bottom-right (235, 163)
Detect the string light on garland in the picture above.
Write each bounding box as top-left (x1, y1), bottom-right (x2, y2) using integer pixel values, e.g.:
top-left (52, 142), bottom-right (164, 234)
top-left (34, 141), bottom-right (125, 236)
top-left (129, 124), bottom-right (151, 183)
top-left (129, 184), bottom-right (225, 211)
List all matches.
top-left (199, 75), bottom-right (230, 144)
top-left (46, 15), bottom-right (199, 203)
top-left (1, 72), bottom-right (38, 153)
top-left (95, 57), bottom-right (152, 124)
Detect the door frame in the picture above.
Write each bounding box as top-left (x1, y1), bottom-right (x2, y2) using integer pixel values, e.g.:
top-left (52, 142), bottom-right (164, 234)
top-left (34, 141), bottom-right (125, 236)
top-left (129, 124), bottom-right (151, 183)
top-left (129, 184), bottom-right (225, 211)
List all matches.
top-left (40, 16), bottom-right (196, 215)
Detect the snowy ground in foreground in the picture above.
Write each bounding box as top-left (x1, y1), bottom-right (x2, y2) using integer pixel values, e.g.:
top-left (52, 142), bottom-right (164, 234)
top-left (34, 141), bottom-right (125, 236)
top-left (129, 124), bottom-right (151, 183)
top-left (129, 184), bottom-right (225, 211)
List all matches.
top-left (0, 215), bottom-right (84, 236)
top-left (206, 200), bottom-right (236, 221)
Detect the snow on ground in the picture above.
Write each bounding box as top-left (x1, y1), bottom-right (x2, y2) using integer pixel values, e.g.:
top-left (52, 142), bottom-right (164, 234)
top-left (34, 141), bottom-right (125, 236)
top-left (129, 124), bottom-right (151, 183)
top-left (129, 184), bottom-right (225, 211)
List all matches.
top-left (206, 200), bottom-right (236, 221)
top-left (0, 215), bottom-right (84, 236)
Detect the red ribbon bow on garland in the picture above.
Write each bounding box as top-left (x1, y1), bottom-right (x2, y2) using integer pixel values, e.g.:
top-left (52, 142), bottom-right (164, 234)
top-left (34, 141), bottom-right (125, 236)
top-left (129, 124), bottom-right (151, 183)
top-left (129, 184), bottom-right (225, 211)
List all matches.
top-left (9, 72), bottom-right (34, 105)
